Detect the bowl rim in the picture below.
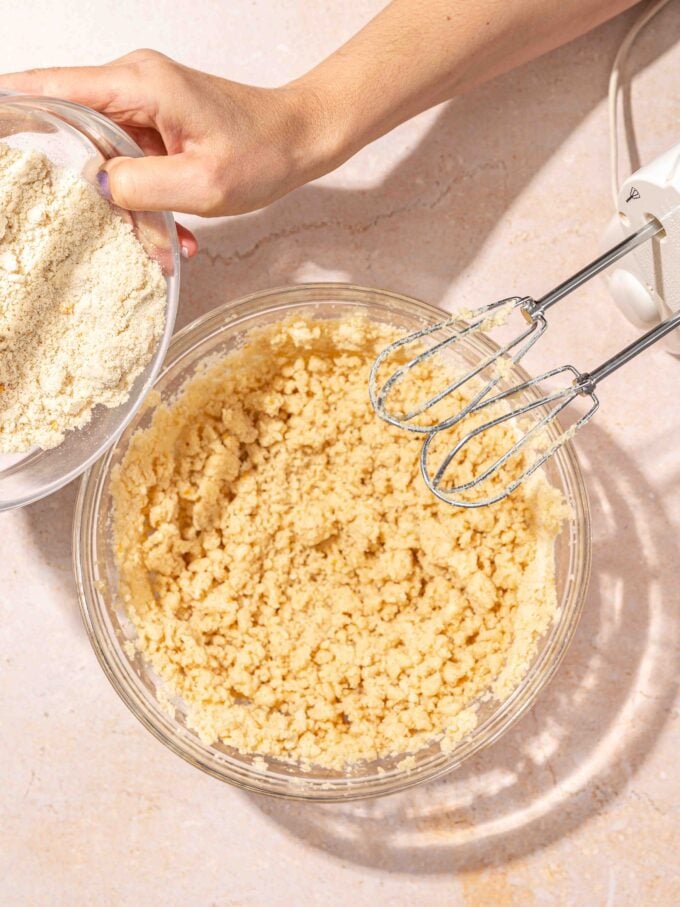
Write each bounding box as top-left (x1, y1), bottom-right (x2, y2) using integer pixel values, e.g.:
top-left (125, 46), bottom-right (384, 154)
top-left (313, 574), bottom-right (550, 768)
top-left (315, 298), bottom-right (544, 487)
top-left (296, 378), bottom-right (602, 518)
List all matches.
top-left (74, 282), bottom-right (591, 801)
top-left (0, 94), bottom-right (180, 511)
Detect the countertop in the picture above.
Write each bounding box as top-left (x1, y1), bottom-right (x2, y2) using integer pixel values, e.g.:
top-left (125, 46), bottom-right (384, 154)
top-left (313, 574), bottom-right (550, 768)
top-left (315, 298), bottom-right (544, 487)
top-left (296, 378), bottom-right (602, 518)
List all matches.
top-left (1, 2), bottom-right (679, 905)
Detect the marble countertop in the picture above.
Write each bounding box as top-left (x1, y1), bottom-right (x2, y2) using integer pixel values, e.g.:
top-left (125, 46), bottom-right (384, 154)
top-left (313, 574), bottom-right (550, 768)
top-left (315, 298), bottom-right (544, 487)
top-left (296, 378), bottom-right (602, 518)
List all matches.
top-left (1, 2), bottom-right (679, 905)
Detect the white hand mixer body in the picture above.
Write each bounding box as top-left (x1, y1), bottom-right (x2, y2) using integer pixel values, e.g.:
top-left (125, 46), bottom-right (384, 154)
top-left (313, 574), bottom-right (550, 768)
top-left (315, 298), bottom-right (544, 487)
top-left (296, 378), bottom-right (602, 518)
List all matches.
top-left (369, 142), bottom-right (680, 508)
top-left (604, 142), bottom-right (680, 351)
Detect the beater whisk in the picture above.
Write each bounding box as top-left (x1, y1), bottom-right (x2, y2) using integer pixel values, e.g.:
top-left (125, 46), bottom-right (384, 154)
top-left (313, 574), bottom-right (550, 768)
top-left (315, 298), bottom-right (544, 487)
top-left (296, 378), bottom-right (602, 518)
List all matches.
top-left (369, 141), bottom-right (680, 508)
top-left (419, 302), bottom-right (680, 507)
top-left (369, 220), bottom-right (659, 434)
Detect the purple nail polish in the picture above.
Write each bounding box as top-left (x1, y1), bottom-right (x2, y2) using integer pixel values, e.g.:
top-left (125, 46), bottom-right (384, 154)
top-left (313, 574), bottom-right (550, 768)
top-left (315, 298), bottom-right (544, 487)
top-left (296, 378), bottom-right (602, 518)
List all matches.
top-left (96, 169), bottom-right (111, 200)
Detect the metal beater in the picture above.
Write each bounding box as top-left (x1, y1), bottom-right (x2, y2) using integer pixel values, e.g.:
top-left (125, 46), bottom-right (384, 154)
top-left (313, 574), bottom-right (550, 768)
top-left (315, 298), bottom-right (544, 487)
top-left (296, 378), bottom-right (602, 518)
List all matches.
top-left (369, 143), bottom-right (680, 507)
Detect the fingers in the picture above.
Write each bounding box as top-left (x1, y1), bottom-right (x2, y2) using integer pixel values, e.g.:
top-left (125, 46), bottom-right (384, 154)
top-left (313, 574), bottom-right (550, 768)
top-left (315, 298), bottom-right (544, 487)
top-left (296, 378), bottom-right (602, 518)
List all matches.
top-left (2, 65), bottom-right (118, 107)
top-left (100, 153), bottom-right (224, 216)
top-left (0, 62), bottom-right (155, 128)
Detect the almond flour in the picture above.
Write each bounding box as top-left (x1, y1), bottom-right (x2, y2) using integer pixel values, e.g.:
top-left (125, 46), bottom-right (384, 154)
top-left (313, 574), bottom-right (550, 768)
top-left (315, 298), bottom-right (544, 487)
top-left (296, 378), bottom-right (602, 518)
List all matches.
top-left (0, 142), bottom-right (166, 453)
top-left (112, 316), bottom-right (566, 769)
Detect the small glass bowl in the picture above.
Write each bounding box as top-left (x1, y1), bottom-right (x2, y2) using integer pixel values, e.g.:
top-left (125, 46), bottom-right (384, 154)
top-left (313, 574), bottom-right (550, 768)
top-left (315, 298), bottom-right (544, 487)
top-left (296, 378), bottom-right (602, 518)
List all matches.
top-left (0, 94), bottom-right (179, 511)
top-left (74, 284), bottom-right (591, 801)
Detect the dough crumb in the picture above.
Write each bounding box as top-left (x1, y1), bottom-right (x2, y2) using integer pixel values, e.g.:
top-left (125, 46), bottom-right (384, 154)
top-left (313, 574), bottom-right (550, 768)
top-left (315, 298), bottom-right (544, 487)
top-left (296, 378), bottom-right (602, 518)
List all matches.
top-left (112, 315), bottom-right (565, 769)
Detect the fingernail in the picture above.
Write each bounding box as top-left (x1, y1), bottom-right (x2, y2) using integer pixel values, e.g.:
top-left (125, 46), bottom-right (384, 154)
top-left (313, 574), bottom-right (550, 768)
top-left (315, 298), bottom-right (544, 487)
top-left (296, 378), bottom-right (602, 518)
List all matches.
top-left (96, 169), bottom-right (111, 200)
top-left (180, 245), bottom-right (190, 259)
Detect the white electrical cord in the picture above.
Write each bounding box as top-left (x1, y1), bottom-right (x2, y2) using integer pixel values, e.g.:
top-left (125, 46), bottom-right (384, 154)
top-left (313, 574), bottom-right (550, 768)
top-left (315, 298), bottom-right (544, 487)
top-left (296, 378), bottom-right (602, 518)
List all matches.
top-left (608, 0), bottom-right (674, 207)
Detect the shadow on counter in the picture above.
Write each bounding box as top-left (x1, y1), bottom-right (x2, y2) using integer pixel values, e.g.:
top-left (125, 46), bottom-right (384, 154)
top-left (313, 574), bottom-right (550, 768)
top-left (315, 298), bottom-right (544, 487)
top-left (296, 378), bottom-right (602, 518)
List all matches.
top-left (18, 478), bottom-right (81, 629)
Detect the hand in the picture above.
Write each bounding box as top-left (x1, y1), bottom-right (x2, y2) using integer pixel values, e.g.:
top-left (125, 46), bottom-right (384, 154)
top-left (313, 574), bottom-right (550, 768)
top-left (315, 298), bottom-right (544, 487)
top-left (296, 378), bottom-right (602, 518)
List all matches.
top-left (1, 50), bottom-right (335, 254)
top-left (2, 0), bottom-right (639, 254)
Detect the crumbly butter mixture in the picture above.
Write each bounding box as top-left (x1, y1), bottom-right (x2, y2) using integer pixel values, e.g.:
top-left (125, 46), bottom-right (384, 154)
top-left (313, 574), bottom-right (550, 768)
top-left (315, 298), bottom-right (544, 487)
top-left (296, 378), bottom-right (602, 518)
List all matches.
top-left (112, 317), bottom-right (566, 769)
top-left (0, 142), bottom-right (166, 452)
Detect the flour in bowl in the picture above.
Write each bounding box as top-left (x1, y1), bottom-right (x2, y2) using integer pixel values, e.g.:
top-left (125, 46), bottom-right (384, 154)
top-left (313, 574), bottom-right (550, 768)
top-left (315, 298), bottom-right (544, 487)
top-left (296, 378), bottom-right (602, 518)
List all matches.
top-left (0, 142), bottom-right (166, 452)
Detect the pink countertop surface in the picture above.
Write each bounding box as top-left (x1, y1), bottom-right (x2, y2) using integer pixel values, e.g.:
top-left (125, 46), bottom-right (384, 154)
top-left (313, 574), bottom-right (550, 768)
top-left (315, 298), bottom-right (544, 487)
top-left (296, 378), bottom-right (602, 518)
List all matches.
top-left (1, 2), bottom-right (678, 905)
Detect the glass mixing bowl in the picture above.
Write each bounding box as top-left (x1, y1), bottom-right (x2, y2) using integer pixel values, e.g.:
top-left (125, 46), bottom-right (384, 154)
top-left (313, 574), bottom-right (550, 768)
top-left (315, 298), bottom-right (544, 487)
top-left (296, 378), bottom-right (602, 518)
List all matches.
top-left (74, 284), bottom-right (591, 801)
top-left (0, 94), bottom-right (179, 510)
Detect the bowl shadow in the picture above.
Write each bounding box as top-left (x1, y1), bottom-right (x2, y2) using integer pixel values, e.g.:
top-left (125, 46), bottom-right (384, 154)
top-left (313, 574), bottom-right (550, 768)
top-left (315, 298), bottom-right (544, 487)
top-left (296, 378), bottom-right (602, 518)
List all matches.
top-left (245, 420), bottom-right (679, 874)
top-left (17, 478), bottom-right (81, 628)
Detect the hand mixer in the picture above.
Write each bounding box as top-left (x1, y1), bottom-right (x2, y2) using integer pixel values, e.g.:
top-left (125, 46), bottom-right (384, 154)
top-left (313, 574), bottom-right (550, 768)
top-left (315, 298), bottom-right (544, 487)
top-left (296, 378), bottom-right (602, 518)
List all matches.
top-left (369, 140), bottom-right (680, 508)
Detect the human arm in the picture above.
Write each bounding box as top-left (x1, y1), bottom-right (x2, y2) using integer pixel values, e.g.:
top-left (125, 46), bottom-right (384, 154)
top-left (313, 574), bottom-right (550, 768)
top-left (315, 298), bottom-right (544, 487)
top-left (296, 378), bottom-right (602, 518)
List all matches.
top-left (1, 0), bottom-right (640, 229)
